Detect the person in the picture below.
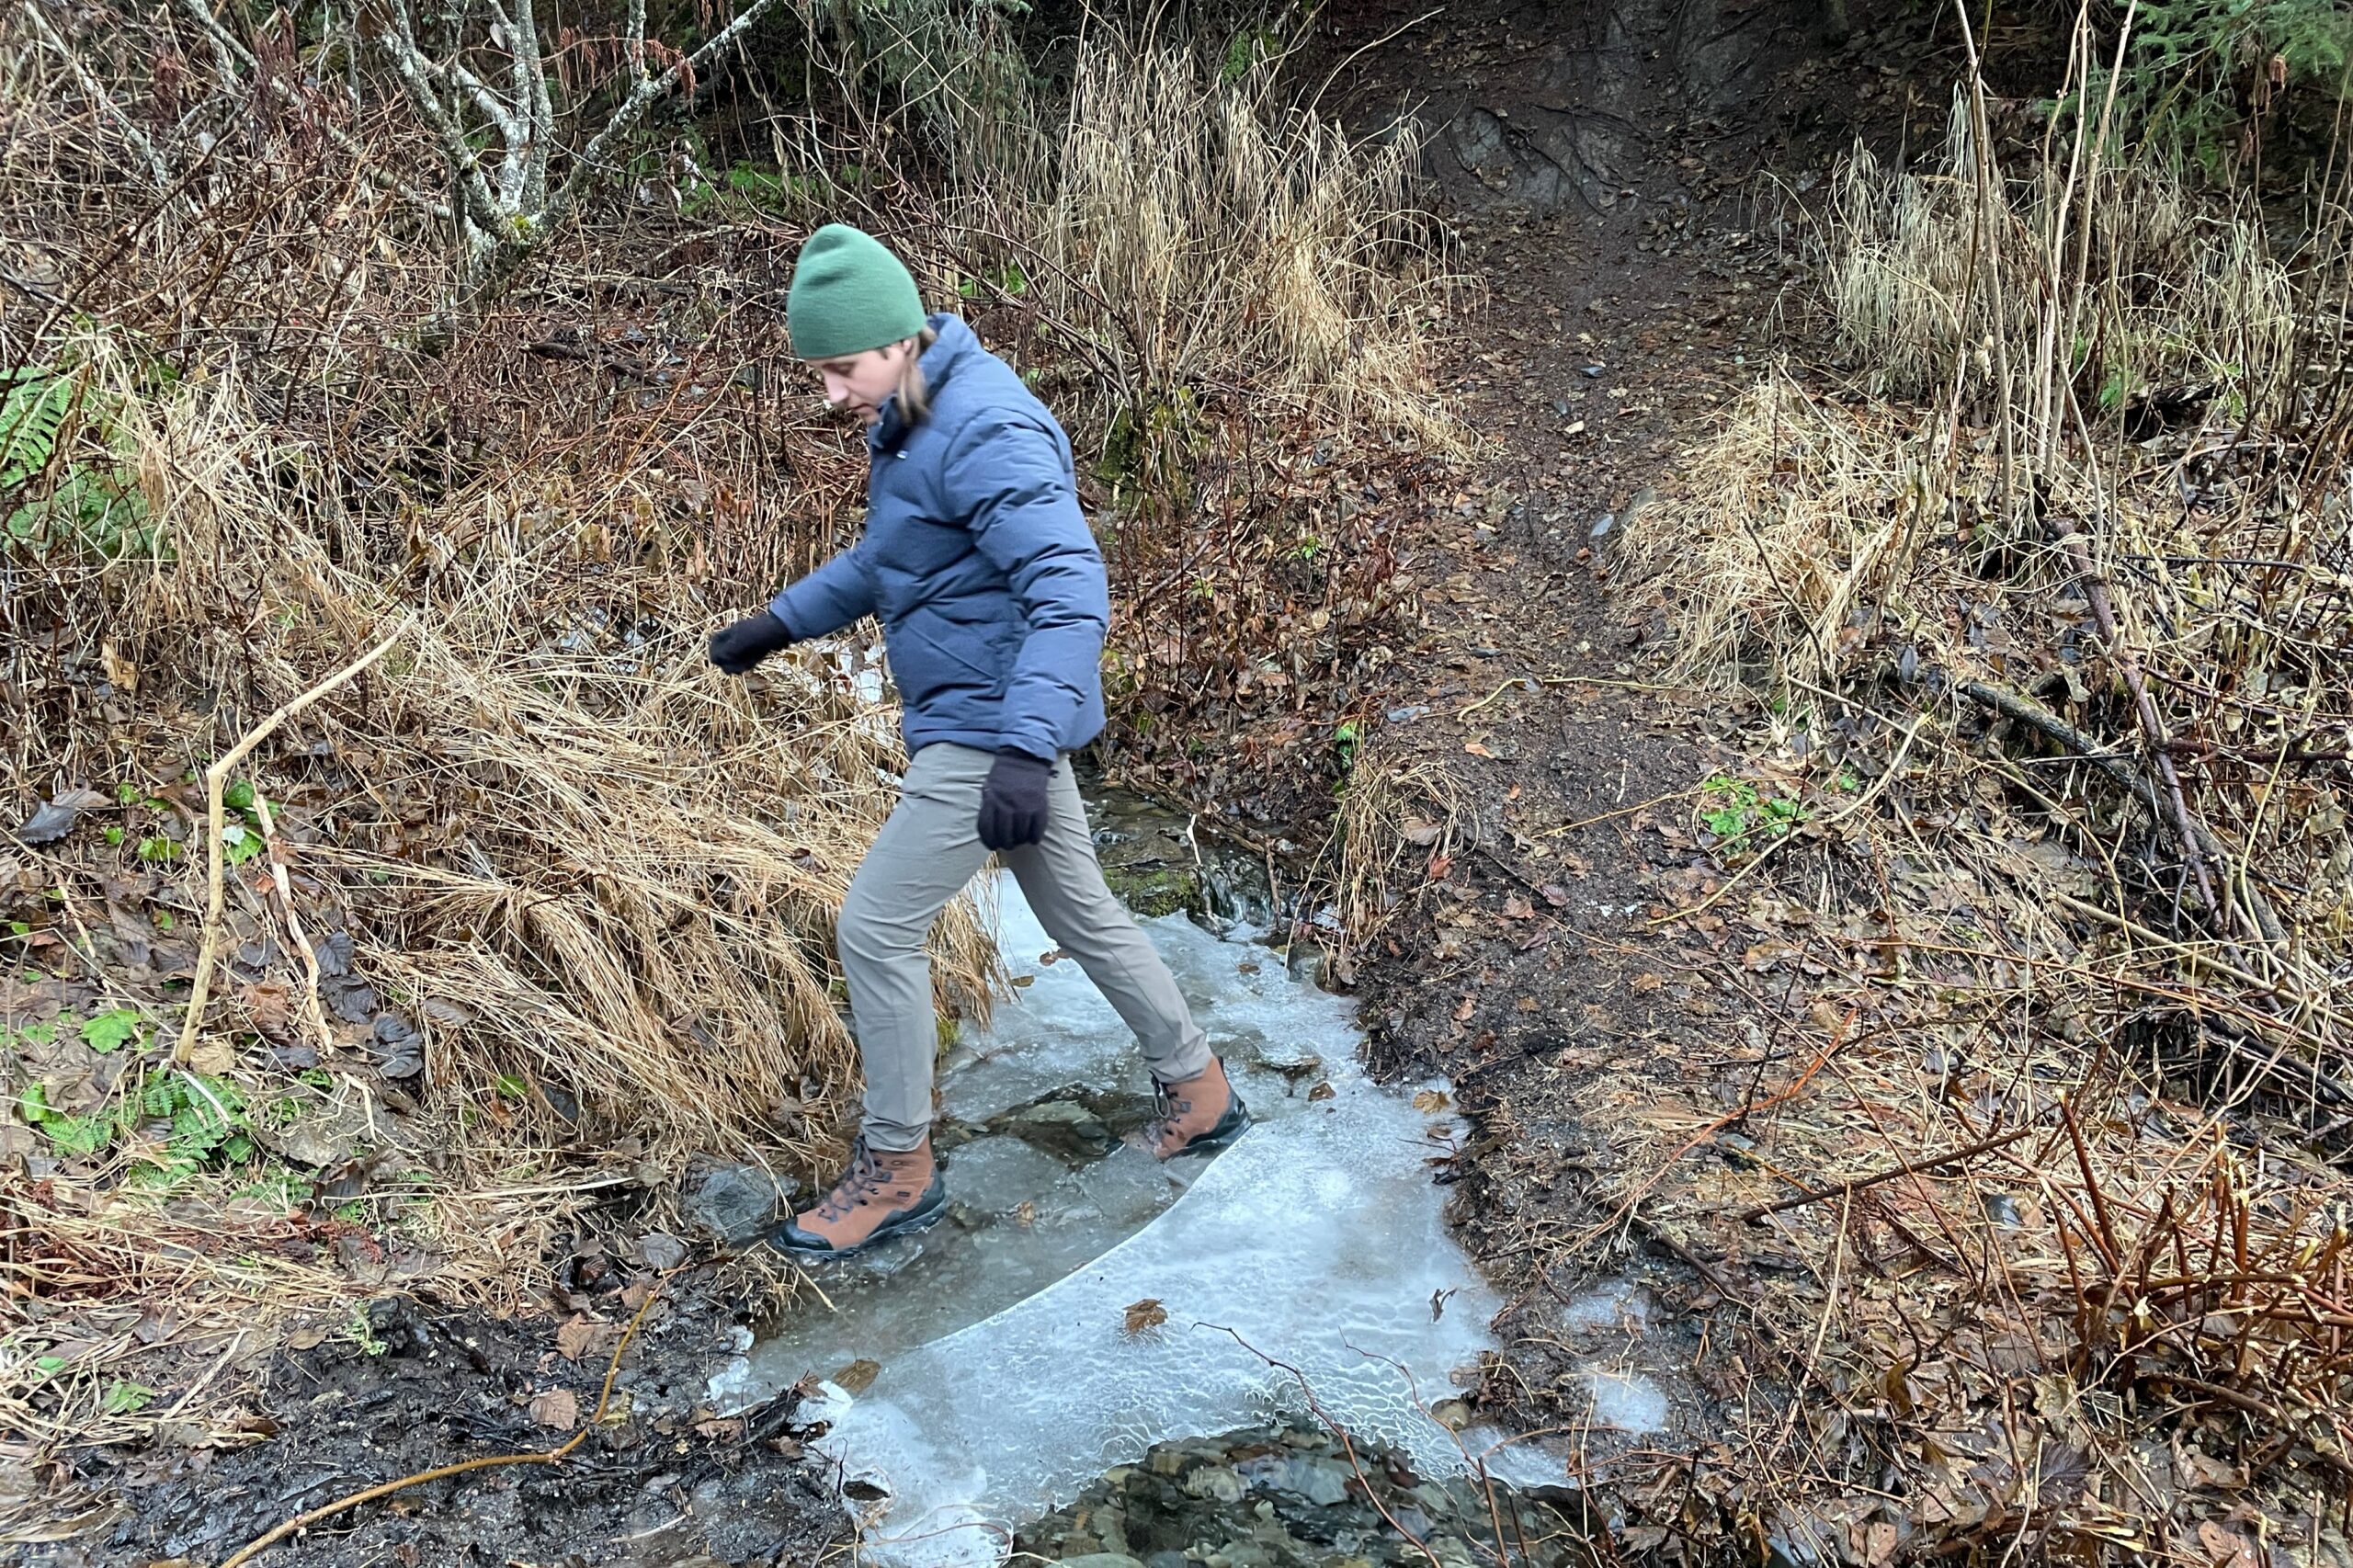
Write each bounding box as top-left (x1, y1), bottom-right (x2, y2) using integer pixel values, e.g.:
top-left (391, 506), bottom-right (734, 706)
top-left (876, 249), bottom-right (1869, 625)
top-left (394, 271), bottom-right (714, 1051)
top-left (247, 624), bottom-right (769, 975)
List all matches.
top-left (709, 224), bottom-right (1249, 1258)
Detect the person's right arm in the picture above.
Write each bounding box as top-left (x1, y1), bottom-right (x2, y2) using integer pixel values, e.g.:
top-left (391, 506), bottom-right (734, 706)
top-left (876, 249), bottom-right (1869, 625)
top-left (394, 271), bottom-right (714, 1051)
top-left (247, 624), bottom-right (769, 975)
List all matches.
top-left (768, 542), bottom-right (880, 641)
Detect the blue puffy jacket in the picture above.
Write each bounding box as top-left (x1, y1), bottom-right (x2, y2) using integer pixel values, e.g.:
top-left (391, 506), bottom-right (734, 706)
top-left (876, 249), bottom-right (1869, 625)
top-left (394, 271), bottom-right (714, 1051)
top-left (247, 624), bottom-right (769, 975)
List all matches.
top-left (769, 315), bottom-right (1109, 760)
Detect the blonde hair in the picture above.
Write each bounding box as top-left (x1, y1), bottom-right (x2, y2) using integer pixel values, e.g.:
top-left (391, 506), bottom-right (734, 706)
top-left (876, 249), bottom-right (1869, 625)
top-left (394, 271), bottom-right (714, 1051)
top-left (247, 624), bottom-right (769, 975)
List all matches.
top-left (895, 327), bottom-right (940, 425)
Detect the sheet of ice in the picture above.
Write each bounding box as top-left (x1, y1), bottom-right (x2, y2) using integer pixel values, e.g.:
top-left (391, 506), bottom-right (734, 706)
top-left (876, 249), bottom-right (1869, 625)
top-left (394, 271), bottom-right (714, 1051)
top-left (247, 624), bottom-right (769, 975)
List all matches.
top-left (732, 872), bottom-right (1518, 1565)
top-left (1585, 1370), bottom-right (1672, 1434)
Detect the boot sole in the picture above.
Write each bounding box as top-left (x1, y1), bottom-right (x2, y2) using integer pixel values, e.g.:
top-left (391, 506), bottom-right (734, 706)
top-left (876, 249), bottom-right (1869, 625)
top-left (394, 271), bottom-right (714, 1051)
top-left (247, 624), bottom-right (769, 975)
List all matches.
top-left (768, 1184), bottom-right (947, 1260)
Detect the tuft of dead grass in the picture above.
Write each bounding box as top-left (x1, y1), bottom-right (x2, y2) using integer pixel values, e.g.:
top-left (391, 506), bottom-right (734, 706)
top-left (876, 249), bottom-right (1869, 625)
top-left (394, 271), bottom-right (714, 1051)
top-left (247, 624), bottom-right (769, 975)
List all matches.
top-left (962, 34), bottom-right (1465, 451)
top-left (1823, 97), bottom-right (2299, 414)
top-left (1622, 371), bottom-right (1944, 692)
top-left (1323, 743), bottom-right (1475, 953)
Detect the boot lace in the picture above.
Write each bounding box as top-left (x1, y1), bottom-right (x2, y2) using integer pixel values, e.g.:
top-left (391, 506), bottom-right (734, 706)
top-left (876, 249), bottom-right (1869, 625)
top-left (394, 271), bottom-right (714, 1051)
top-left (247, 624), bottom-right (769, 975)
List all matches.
top-left (1147, 1080), bottom-right (1199, 1149)
top-left (813, 1139), bottom-right (885, 1221)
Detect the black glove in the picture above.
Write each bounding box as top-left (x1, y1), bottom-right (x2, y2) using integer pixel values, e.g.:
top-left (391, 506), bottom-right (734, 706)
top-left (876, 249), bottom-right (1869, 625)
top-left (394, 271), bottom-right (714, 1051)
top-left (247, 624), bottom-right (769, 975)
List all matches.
top-left (977, 748), bottom-right (1053, 851)
top-left (709, 610), bottom-right (793, 675)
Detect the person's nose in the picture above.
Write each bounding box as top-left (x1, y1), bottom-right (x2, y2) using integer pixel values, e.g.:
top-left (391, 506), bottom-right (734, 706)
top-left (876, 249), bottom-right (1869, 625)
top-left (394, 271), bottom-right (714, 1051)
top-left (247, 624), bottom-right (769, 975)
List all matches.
top-left (822, 371), bottom-right (852, 404)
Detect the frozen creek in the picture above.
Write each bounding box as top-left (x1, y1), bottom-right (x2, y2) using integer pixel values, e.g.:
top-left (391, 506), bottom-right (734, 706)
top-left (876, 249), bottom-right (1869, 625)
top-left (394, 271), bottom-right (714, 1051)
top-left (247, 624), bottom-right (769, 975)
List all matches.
top-left (707, 796), bottom-right (1669, 1565)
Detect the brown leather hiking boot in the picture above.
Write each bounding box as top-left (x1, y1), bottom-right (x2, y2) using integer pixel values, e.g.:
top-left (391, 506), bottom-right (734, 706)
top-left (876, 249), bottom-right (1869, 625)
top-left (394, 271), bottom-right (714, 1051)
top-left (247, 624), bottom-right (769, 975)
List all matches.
top-left (1144, 1056), bottom-right (1251, 1160)
top-left (771, 1136), bottom-right (945, 1257)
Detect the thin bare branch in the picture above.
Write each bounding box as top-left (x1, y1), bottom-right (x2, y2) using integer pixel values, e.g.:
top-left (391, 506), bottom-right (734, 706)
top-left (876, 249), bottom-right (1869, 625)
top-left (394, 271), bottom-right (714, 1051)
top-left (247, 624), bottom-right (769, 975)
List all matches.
top-left (380, 0), bottom-right (508, 238)
top-left (173, 0), bottom-right (452, 220)
top-left (544, 0), bottom-right (797, 228)
top-left (17, 0), bottom-right (175, 189)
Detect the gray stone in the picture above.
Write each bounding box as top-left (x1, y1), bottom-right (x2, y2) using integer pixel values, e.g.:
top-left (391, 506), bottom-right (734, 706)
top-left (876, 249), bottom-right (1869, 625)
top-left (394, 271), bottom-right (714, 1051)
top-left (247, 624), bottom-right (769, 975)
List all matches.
top-left (680, 1163), bottom-right (783, 1244)
top-left (991, 1094), bottom-right (1114, 1162)
top-left (1183, 1465), bottom-right (1245, 1504)
top-left (1054, 1556), bottom-right (1145, 1568)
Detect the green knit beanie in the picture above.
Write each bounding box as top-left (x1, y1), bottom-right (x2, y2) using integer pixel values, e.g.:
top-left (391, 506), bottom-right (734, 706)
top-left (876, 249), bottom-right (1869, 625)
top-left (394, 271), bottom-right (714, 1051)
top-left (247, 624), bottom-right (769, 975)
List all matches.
top-left (787, 224), bottom-right (926, 359)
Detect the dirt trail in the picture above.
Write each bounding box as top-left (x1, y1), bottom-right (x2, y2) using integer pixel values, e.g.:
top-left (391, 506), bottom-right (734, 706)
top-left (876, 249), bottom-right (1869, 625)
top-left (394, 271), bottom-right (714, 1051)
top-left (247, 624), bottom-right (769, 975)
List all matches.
top-left (1307, 0), bottom-right (1932, 1522)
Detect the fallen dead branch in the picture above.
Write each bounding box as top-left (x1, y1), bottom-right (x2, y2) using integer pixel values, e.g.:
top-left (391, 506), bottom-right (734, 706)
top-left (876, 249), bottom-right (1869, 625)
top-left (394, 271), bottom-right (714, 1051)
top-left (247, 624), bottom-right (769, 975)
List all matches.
top-left (1733, 1121), bottom-right (2042, 1223)
top-left (173, 622), bottom-right (409, 1072)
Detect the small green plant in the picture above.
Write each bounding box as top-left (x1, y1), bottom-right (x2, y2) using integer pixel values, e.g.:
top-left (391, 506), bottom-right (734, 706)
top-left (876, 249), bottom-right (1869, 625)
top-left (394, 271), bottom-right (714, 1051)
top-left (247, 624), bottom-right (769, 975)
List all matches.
top-left (958, 261), bottom-right (1029, 301)
top-left (136, 835), bottom-right (183, 864)
top-left (100, 1379), bottom-right (157, 1416)
top-left (1699, 775), bottom-right (1812, 856)
top-left (16, 1083), bottom-right (117, 1158)
top-left (80, 1007), bottom-right (143, 1053)
top-left (1220, 24), bottom-right (1281, 83)
top-left (2, 366), bottom-right (159, 560)
top-left (350, 1303), bottom-right (390, 1357)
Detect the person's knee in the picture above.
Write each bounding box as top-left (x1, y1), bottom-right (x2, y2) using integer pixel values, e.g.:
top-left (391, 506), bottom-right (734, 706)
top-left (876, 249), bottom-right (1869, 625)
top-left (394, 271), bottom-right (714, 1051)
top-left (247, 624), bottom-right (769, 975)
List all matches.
top-left (836, 881), bottom-right (925, 968)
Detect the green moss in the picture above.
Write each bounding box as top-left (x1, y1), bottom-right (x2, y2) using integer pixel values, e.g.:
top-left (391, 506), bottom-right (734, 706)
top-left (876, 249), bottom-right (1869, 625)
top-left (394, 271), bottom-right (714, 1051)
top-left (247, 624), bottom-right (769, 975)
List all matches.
top-left (1101, 863), bottom-right (1199, 919)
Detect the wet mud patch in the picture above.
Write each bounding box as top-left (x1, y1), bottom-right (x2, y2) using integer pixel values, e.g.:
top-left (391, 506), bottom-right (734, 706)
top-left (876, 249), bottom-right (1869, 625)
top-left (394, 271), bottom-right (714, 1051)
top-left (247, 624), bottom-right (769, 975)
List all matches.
top-left (31, 1292), bottom-right (841, 1568)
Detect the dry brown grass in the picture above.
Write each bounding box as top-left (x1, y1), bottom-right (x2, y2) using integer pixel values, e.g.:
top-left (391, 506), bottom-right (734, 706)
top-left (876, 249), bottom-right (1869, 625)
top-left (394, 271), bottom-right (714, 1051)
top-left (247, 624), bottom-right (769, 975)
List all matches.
top-left (1622, 370), bottom-right (1946, 692)
top-left (89, 346), bottom-right (998, 1156)
top-left (1607, 30), bottom-right (2353, 1556)
top-left (1321, 742), bottom-right (1476, 956)
top-left (960, 35), bottom-right (1466, 451)
top-left (1823, 98), bottom-right (2299, 414)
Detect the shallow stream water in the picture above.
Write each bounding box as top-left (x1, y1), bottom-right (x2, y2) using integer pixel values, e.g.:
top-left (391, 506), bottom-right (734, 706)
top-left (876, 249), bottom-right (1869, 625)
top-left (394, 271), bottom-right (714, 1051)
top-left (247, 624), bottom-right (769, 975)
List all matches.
top-left (706, 790), bottom-right (1655, 1565)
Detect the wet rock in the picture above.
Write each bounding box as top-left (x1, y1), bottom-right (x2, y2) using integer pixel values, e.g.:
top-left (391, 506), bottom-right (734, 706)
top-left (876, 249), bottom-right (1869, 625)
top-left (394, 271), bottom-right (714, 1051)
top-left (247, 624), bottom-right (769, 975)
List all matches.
top-left (1054, 1556), bottom-right (1146, 1568)
top-left (1102, 860), bottom-right (1202, 918)
top-left (1185, 1465), bottom-right (1245, 1503)
top-left (1237, 1453), bottom-right (1352, 1507)
top-left (681, 1162), bottom-right (785, 1245)
top-left (992, 1094), bottom-right (1113, 1162)
top-left (984, 1084), bottom-right (1154, 1163)
top-left (1017, 1421), bottom-right (1593, 1568)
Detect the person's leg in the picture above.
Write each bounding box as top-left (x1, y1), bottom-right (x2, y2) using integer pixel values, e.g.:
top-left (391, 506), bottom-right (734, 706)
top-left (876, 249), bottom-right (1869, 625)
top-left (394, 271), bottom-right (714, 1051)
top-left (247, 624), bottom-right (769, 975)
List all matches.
top-left (777, 744), bottom-right (993, 1256)
top-left (835, 744), bottom-right (996, 1151)
top-left (1004, 760), bottom-right (1246, 1156)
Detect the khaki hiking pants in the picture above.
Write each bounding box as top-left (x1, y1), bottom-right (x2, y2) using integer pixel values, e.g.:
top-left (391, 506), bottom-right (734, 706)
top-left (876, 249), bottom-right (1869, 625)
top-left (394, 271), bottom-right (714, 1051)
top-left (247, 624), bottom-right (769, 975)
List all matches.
top-left (838, 742), bottom-right (1211, 1153)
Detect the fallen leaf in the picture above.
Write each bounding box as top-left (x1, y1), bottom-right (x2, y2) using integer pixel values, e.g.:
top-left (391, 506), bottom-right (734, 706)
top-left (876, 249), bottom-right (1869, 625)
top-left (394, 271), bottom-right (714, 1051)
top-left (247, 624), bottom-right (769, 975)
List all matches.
top-left (100, 641), bottom-right (139, 694)
top-left (1122, 1298), bottom-right (1168, 1335)
top-left (1401, 817), bottom-right (1442, 847)
top-left (555, 1316), bottom-right (602, 1363)
top-left (831, 1358), bottom-right (881, 1395)
top-left (1538, 883), bottom-right (1571, 907)
top-left (1426, 852), bottom-right (1454, 882)
top-left (1307, 1080), bottom-right (1336, 1102)
top-left (1501, 895), bottom-right (1535, 921)
top-left (1452, 994), bottom-right (1476, 1022)
top-left (693, 1415), bottom-right (745, 1441)
top-left (1463, 741), bottom-right (1495, 758)
top-left (1630, 973), bottom-right (1665, 993)
top-left (1412, 1090), bottom-right (1451, 1112)
top-left (1012, 1200), bottom-right (1037, 1227)
top-left (528, 1389), bottom-right (578, 1429)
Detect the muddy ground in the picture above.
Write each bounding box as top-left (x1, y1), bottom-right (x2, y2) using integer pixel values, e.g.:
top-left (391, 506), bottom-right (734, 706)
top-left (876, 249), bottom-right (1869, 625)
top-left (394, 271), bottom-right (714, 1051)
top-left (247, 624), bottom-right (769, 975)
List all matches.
top-left (29, 1267), bottom-right (843, 1568)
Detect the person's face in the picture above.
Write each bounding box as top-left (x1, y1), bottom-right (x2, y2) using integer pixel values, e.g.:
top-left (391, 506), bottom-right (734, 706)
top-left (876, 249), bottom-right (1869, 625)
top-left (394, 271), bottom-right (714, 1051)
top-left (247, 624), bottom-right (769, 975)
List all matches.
top-left (813, 339), bottom-right (916, 426)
